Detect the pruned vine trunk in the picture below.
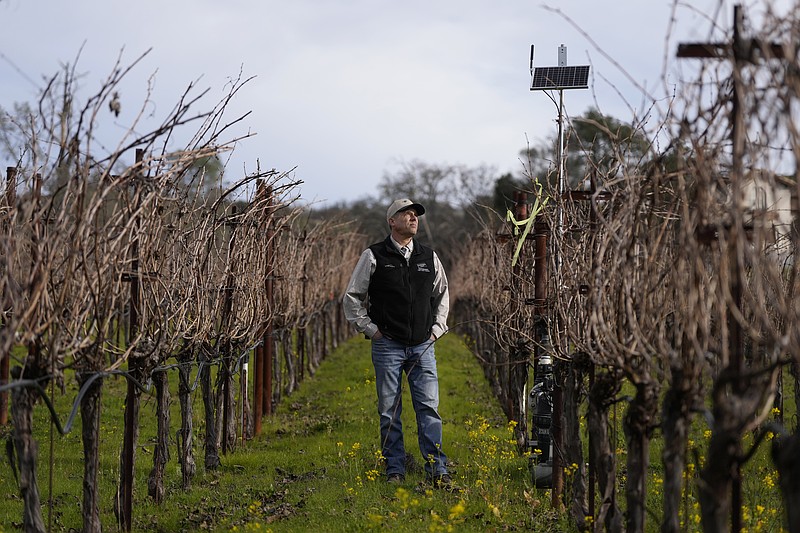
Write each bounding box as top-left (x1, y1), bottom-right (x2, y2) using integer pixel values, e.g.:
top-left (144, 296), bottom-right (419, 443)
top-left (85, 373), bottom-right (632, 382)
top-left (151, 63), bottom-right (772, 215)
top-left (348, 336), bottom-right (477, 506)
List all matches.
top-left (200, 349), bottom-right (221, 470)
top-left (214, 357), bottom-right (227, 453)
top-left (148, 369), bottom-right (170, 504)
top-left (588, 369), bottom-right (622, 533)
top-left (623, 379), bottom-right (659, 533)
top-left (115, 373), bottom-right (141, 531)
top-left (271, 333), bottom-right (282, 407)
top-left (78, 371), bottom-right (103, 533)
top-left (498, 346), bottom-right (511, 420)
top-left (661, 363), bottom-right (696, 533)
top-left (313, 324), bottom-right (323, 371)
top-left (772, 431), bottom-right (800, 532)
top-left (297, 327), bottom-right (306, 382)
top-left (221, 352), bottom-right (237, 453)
top-left (177, 349), bottom-right (196, 489)
top-left (484, 320), bottom-right (503, 401)
top-left (282, 331), bottom-right (297, 395)
top-left (565, 353), bottom-right (589, 530)
top-left (11, 367), bottom-right (46, 533)
top-left (698, 380), bottom-right (739, 533)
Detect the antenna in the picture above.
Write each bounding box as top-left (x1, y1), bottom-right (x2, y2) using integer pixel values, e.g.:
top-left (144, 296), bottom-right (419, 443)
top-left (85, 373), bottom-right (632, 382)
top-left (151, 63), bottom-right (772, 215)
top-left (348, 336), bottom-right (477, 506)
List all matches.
top-left (530, 45), bottom-right (535, 76)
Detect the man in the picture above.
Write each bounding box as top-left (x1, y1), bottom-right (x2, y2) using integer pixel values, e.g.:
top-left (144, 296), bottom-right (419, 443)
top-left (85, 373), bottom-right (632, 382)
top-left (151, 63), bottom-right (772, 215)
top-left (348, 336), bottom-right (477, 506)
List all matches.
top-left (342, 198), bottom-right (451, 487)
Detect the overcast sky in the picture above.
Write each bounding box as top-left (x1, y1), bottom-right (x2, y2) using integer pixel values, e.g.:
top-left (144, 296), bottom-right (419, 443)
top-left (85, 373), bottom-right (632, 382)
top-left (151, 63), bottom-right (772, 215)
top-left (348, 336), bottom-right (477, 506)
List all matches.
top-left (0, 1), bottom-right (781, 206)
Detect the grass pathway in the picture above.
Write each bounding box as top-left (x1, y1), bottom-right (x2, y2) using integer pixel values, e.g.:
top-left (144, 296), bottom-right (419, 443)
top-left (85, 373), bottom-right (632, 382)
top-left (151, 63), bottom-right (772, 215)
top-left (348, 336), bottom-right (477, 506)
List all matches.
top-left (164, 333), bottom-right (561, 532)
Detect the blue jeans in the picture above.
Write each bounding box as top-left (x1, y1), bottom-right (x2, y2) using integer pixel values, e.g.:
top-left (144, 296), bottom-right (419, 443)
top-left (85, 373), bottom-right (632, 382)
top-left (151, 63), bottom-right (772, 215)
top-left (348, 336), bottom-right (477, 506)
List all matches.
top-left (371, 336), bottom-right (448, 477)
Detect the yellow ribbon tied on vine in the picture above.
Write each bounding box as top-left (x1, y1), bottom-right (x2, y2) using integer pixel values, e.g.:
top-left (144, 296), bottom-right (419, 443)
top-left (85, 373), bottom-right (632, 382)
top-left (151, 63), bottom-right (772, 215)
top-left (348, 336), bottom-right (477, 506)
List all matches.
top-left (505, 181), bottom-right (548, 267)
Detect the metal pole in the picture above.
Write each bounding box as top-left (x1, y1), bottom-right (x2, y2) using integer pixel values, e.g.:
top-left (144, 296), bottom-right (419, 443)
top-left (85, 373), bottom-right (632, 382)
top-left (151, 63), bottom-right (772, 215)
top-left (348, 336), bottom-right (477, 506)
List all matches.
top-left (550, 88), bottom-right (566, 509)
top-left (557, 89), bottom-right (566, 237)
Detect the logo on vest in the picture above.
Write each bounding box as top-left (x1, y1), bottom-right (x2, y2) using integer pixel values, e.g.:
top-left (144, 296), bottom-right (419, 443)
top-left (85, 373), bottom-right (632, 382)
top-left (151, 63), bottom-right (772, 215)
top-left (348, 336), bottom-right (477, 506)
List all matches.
top-left (416, 263), bottom-right (431, 273)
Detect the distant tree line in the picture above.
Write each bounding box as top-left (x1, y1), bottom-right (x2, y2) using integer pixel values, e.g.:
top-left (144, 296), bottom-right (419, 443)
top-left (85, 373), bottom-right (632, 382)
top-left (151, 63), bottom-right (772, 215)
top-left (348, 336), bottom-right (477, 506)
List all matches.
top-left (304, 107), bottom-right (647, 274)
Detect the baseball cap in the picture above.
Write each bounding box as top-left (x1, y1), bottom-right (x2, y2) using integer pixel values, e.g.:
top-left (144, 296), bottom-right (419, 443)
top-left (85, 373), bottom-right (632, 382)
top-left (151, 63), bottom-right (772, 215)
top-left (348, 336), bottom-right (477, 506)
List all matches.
top-left (386, 199), bottom-right (425, 221)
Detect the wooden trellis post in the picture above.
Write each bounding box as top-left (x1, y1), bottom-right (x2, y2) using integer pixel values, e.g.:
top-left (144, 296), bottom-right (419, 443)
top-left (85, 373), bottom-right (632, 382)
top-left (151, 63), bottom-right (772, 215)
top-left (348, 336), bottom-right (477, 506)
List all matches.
top-left (0, 166), bottom-right (16, 426)
top-left (253, 183), bottom-right (276, 423)
top-left (252, 181), bottom-right (278, 432)
top-left (564, 174), bottom-right (610, 521)
top-left (118, 148), bottom-right (145, 532)
top-left (298, 230), bottom-right (307, 381)
top-left (221, 206), bottom-right (239, 454)
top-left (509, 192), bottom-right (529, 443)
top-left (264, 187), bottom-right (275, 417)
top-left (677, 5), bottom-right (785, 532)
top-left (253, 186), bottom-right (265, 433)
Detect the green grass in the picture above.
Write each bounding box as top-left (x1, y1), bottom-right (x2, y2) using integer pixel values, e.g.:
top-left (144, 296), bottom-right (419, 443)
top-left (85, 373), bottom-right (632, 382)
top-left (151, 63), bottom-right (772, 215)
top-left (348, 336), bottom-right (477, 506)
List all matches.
top-left (0, 335), bottom-right (566, 532)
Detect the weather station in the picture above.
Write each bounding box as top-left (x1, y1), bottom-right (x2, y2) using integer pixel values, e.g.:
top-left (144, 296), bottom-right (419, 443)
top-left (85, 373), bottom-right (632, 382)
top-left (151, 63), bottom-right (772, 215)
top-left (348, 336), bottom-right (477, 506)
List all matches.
top-left (527, 44), bottom-right (589, 490)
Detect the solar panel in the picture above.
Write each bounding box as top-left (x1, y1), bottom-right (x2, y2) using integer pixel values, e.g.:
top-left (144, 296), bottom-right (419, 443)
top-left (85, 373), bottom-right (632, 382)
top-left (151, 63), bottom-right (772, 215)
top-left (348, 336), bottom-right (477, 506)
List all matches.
top-left (530, 66), bottom-right (590, 90)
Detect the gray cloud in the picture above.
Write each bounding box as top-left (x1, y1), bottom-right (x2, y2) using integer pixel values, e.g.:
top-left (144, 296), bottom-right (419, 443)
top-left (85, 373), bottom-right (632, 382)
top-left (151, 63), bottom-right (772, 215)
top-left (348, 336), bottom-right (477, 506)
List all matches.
top-left (1, 0), bottom-right (786, 205)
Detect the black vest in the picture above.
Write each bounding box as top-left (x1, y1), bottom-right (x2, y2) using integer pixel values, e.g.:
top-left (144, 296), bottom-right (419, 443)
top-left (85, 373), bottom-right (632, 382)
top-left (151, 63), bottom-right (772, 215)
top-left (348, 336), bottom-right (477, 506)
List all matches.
top-left (368, 236), bottom-right (436, 346)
